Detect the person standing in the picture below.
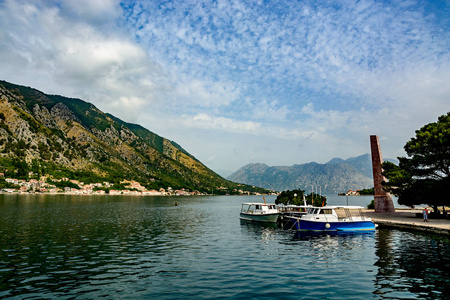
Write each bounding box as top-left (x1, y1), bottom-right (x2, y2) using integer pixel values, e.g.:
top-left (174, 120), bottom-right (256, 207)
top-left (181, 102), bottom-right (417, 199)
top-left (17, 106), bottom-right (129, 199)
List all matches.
top-left (423, 207), bottom-right (429, 222)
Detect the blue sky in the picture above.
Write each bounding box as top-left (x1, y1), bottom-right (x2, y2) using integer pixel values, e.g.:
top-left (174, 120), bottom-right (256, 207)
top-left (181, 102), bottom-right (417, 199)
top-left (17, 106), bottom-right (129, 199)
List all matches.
top-left (1, 0), bottom-right (449, 176)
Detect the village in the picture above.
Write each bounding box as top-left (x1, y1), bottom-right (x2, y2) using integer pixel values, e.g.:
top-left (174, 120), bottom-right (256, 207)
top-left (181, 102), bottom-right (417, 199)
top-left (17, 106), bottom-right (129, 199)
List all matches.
top-left (0, 173), bottom-right (257, 196)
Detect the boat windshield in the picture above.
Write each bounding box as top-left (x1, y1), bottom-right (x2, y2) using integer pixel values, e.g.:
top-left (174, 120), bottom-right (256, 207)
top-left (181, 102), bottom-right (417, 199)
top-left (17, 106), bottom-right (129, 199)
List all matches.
top-left (241, 204), bottom-right (251, 213)
top-left (307, 208), bottom-right (320, 215)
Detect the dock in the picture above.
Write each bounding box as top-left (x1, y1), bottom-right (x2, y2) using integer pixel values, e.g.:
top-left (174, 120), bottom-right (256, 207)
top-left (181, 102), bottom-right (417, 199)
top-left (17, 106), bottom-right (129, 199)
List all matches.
top-left (364, 209), bottom-right (450, 236)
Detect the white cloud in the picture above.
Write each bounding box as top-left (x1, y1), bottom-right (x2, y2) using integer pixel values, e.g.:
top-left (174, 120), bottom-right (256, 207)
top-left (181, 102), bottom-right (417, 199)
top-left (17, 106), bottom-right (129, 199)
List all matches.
top-left (172, 78), bottom-right (241, 108)
top-left (0, 0), bottom-right (171, 121)
top-left (58, 0), bottom-right (121, 25)
top-left (187, 113), bottom-right (261, 133)
top-left (246, 99), bottom-right (290, 122)
top-left (1, 0), bottom-right (449, 175)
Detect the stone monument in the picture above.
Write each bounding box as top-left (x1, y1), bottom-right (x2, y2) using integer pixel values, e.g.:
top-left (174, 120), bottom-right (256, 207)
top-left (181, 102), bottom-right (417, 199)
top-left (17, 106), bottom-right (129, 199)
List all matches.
top-left (370, 135), bottom-right (395, 213)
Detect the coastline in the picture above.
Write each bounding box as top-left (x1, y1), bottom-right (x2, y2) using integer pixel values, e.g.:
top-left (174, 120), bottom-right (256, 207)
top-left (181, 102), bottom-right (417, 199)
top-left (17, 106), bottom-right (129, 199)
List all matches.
top-left (364, 209), bottom-right (450, 236)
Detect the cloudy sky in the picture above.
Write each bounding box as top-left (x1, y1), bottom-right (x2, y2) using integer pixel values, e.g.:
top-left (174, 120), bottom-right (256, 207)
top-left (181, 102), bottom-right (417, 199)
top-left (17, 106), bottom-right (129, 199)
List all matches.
top-left (1, 0), bottom-right (449, 176)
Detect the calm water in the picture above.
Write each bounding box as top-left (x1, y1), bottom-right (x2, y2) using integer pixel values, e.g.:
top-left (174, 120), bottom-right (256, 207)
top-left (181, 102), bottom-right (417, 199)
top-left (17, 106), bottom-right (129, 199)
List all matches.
top-left (0, 194), bottom-right (449, 299)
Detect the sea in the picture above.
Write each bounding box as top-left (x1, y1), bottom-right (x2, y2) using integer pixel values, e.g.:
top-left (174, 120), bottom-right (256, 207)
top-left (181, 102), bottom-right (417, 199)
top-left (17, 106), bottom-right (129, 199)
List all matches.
top-left (0, 194), bottom-right (449, 299)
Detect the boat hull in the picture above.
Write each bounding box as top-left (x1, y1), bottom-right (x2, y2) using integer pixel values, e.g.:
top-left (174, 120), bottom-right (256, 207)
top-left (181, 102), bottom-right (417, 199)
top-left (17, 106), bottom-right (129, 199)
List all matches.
top-left (291, 219), bottom-right (376, 232)
top-left (239, 213), bottom-right (279, 223)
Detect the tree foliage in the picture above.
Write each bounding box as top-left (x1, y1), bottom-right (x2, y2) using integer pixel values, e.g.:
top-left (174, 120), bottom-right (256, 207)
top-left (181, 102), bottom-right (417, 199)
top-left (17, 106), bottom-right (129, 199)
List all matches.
top-left (359, 187), bottom-right (374, 195)
top-left (275, 189), bottom-right (327, 207)
top-left (275, 189), bottom-right (305, 205)
top-left (382, 112), bottom-right (450, 211)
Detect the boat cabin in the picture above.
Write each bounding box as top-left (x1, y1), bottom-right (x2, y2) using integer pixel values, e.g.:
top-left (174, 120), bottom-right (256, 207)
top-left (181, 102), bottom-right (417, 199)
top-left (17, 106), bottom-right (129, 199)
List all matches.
top-left (279, 205), bottom-right (309, 213)
top-left (240, 203), bottom-right (278, 214)
top-left (278, 205), bottom-right (310, 217)
top-left (302, 206), bottom-right (370, 222)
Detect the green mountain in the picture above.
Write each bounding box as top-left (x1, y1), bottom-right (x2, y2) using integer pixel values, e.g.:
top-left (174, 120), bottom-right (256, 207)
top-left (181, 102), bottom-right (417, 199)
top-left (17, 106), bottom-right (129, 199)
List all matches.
top-left (227, 154), bottom-right (384, 193)
top-left (0, 80), bottom-right (268, 194)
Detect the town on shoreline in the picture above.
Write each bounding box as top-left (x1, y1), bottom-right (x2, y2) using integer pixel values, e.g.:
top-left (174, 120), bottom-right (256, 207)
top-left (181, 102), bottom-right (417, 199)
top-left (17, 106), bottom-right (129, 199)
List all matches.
top-left (0, 174), bottom-right (270, 196)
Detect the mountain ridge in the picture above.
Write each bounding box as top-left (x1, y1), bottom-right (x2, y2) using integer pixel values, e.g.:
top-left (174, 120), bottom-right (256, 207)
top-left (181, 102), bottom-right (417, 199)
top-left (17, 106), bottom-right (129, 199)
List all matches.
top-left (0, 80), bottom-right (267, 194)
top-left (228, 154), bottom-right (397, 193)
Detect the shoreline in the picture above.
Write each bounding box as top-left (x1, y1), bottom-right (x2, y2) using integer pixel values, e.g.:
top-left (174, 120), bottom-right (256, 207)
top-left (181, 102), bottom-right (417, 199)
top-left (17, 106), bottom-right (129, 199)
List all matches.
top-left (0, 191), bottom-right (269, 196)
top-left (364, 209), bottom-right (450, 236)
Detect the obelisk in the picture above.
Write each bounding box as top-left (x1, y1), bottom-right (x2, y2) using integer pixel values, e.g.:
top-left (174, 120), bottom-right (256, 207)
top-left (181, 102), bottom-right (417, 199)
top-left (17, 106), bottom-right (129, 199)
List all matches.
top-left (370, 135), bottom-right (395, 213)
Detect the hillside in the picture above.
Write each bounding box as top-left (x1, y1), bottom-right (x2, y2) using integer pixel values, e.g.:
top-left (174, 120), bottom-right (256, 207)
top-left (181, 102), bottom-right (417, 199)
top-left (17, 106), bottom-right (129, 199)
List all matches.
top-left (227, 154), bottom-right (385, 193)
top-left (0, 80), bottom-right (268, 194)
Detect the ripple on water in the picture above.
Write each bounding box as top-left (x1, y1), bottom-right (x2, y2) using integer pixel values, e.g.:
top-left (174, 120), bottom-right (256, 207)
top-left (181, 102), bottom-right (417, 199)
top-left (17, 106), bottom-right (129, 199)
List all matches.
top-left (0, 195), bottom-right (449, 299)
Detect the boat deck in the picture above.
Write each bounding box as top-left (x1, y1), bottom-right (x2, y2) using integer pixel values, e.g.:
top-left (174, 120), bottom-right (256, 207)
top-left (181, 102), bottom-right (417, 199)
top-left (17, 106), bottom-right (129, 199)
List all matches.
top-left (363, 209), bottom-right (450, 235)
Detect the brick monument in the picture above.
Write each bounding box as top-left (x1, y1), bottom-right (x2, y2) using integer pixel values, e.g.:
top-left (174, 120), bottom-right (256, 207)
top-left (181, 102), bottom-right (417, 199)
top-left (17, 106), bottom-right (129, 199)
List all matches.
top-left (370, 135), bottom-right (395, 213)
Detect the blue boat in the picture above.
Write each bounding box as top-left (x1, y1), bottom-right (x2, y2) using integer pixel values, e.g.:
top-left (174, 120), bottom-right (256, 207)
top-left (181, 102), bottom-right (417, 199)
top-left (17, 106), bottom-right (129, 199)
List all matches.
top-left (289, 206), bottom-right (376, 232)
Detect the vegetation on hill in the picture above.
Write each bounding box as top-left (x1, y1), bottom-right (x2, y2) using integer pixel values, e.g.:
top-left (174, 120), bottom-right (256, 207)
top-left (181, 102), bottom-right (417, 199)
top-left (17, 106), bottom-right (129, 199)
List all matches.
top-left (0, 80), bottom-right (271, 195)
top-left (382, 112), bottom-right (450, 212)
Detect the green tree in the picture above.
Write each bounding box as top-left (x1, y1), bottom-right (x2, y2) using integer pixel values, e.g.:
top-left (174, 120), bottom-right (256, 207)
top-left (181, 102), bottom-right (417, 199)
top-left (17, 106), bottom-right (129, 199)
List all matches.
top-left (382, 112), bottom-right (450, 213)
top-left (13, 158), bottom-right (29, 178)
top-left (306, 192), bottom-right (327, 207)
top-left (275, 189), bottom-right (305, 205)
top-left (359, 188), bottom-right (374, 195)
top-left (275, 189), bottom-right (327, 207)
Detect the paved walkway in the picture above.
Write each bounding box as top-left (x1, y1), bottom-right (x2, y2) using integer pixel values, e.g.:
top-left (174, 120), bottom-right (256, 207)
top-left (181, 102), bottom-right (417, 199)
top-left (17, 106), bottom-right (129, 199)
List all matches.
top-left (363, 209), bottom-right (450, 235)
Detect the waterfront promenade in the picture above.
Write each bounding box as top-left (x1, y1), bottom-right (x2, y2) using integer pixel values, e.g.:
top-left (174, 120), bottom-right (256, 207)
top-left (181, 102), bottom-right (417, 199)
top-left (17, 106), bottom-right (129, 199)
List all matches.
top-left (364, 209), bottom-right (450, 235)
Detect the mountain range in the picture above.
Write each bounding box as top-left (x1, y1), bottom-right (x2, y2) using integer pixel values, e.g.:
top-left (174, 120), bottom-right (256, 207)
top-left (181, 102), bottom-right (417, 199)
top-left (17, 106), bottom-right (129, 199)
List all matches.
top-left (227, 154), bottom-right (398, 194)
top-left (0, 80), bottom-right (267, 194)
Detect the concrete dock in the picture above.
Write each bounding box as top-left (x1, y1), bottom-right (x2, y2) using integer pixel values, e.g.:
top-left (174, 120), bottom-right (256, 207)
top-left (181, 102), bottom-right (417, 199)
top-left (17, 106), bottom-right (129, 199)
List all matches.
top-left (364, 209), bottom-right (450, 235)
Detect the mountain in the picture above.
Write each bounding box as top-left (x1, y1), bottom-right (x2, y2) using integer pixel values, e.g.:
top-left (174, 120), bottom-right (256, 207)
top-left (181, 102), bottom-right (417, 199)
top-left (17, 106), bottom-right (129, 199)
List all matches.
top-left (227, 154), bottom-right (397, 193)
top-left (326, 153), bottom-right (374, 178)
top-left (0, 80), bottom-right (267, 194)
top-left (326, 153), bottom-right (398, 178)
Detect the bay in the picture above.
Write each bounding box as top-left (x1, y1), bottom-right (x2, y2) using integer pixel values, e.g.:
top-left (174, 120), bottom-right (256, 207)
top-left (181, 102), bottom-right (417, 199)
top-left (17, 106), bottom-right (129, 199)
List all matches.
top-left (0, 194), bottom-right (448, 299)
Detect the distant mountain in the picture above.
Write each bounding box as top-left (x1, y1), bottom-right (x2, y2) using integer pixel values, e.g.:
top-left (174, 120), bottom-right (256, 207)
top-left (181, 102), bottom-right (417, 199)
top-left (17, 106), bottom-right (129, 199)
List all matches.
top-left (228, 154), bottom-right (398, 193)
top-left (326, 153), bottom-right (374, 178)
top-left (0, 80), bottom-right (268, 194)
top-left (326, 153), bottom-right (398, 178)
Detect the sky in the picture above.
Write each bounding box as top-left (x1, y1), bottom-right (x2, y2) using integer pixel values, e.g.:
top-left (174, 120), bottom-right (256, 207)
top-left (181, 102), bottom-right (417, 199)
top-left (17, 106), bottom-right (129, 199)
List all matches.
top-left (1, 0), bottom-right (449, 177)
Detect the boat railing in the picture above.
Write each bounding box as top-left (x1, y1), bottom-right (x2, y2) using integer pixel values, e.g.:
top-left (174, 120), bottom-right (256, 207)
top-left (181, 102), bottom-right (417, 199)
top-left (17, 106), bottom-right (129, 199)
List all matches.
top-left (358, 208), bottom-right (368, 221)
top-left (335, 208), bottom-right (368, 221)
top-left (335, 208), bottom-right (349, 221)
top-left (345, 209), bottom-right (353, 221)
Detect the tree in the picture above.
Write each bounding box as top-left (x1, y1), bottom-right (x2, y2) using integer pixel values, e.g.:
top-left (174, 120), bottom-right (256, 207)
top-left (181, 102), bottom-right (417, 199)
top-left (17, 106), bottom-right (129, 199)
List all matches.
top-left (275, 189), bottom-right (305, 205)
top-left (382, 112), bottom-right (450, 212)
top-left (13, 158), bottom-right (29, 178)
top-left (306, 192), bottom-right (327, 207)
top-left (275, 189), bottom-right (327, 207)
top-left (359, 187), bottom-right (374, 195)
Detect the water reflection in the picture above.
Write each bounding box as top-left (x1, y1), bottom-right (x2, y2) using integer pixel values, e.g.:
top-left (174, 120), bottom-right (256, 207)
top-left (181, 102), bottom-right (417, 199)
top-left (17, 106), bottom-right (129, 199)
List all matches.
top-left (1, 195), bottom-right (449, 299)
top-left (374, 229), bottom-right (450, 299)
top-left (293, 230), bottom-right (375, 240)
top-left (0, 194), bottom-right (207, 298)
top-left (239, 220), bottom-right (278, 242)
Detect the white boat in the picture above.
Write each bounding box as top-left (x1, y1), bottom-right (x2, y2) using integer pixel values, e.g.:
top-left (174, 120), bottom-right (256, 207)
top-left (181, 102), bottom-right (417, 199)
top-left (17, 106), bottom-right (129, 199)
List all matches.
top-left (277, 204), bottom-right (312, 229)
top-left (278, 205), bottom-right (311, 218)
top-left (239, 202), bottom-right (279, 223)
top-left (289, 206), bottom-right (376, 232)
